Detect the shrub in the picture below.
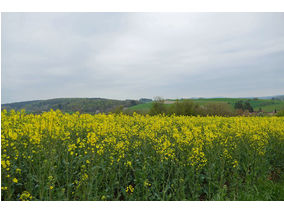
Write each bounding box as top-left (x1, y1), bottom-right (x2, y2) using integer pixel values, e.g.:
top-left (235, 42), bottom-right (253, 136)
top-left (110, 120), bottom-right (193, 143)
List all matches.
top-left (202, 102), bottom-right (235, 116)
top-left (149, 97), bottom-right (167, 115)
top-left (168, 100), bottom-right (201, 116)
top-left (277, 109), bottom-right (284, 117)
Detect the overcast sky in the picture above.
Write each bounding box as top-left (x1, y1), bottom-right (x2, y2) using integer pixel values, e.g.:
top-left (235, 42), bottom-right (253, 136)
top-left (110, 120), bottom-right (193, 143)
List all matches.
top-left (1, 13), bottom-right (284, 104)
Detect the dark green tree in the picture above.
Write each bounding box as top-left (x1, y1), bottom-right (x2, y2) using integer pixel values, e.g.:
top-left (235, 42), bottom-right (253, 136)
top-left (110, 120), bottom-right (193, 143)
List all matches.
top-left (244, 101), bottom-right (254, 112)
top-left (234, 100), bottom-right (244, 110)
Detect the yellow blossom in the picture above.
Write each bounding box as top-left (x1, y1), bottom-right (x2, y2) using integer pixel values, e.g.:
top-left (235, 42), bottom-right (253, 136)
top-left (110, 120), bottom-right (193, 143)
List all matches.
top-left (126, 185), bottom-right (134, 193)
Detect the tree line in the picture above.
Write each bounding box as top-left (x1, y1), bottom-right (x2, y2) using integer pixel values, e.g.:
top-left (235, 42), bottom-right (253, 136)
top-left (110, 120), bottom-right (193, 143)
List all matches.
top-left (131, 97), bottom-right (256, 117)
top-left (148, 97), bottom-right (236, 116)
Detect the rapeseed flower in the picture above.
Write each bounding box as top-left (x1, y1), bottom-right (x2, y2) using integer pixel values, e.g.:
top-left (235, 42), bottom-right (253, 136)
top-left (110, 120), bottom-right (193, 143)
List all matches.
top-left (126, 185), bottom-right (134, 193)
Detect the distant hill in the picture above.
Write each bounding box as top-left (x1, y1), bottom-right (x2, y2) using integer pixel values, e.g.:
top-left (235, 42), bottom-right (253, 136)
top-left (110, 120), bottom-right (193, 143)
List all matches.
top-left (257, 95), bottom-right (284, 100)
top-left (1, 98), bottom-right (140, 114)
top-left (2, 96), bottom-right (284, 114)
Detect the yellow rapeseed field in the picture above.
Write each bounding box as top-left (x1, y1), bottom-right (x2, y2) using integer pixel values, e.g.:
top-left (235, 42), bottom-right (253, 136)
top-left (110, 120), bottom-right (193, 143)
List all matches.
top-left (1, 109), bottom-right (284, 200)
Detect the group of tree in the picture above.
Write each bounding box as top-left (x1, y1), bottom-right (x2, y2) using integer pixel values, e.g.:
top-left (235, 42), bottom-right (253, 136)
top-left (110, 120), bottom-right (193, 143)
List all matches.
top-left (234, 100), bottom-right (254, 112)
top-left (148, 97), bottom-right (235, 117)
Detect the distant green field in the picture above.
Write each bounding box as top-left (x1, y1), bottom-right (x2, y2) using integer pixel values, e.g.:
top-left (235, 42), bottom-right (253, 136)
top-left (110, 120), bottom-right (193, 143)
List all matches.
top-left (128, 98), bottom-right (284, 113)
top-left (128, 102), bottom-right (153, 110)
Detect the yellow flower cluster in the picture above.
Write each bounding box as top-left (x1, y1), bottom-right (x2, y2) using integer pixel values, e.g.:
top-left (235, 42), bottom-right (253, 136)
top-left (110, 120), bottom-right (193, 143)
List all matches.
top-left (1, 109), bottom-right (284, 200)
top-left (19, 191), bottom-right (32, 201)
top-left (126, 185), bottom-right (134, 193)
top-left (2, 109), bottom-right (284, 167)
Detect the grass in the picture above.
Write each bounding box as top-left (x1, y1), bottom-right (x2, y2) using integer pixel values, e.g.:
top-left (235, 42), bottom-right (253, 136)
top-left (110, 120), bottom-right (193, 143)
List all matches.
top-left (127, 102), bottom-right (153, 110)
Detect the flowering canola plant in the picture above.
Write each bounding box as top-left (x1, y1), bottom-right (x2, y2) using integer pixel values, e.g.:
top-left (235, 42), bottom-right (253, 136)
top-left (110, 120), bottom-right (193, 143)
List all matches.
top-left (1, 109), bottom-right (284, 201)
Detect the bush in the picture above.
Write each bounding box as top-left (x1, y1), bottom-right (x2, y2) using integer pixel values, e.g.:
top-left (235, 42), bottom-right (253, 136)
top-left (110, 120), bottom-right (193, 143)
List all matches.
top-left (169, 100), bottom-right (201, 116)
top-left (111, 105), bottom-right (124, 114)
top-left (277, 110), bottom-right (284, 117)
top-left (149, 97), bottom-right (167, 115)
top-left (202, 103), bottom-right (235, 116)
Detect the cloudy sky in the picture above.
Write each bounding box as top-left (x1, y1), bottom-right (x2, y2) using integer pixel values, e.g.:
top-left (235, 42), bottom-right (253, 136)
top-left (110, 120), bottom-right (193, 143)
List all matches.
top-left (1, 13), bottom-right (284, 104)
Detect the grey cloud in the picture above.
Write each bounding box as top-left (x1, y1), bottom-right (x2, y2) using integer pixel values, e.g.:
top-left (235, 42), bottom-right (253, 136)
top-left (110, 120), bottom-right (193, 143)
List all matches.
top-left (2, 13), bottom-right (284, 104)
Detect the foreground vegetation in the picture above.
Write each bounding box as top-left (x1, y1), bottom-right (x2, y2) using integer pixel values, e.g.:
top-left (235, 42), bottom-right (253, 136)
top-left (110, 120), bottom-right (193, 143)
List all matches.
top-left (1, 110), bottom-right (284, 201)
